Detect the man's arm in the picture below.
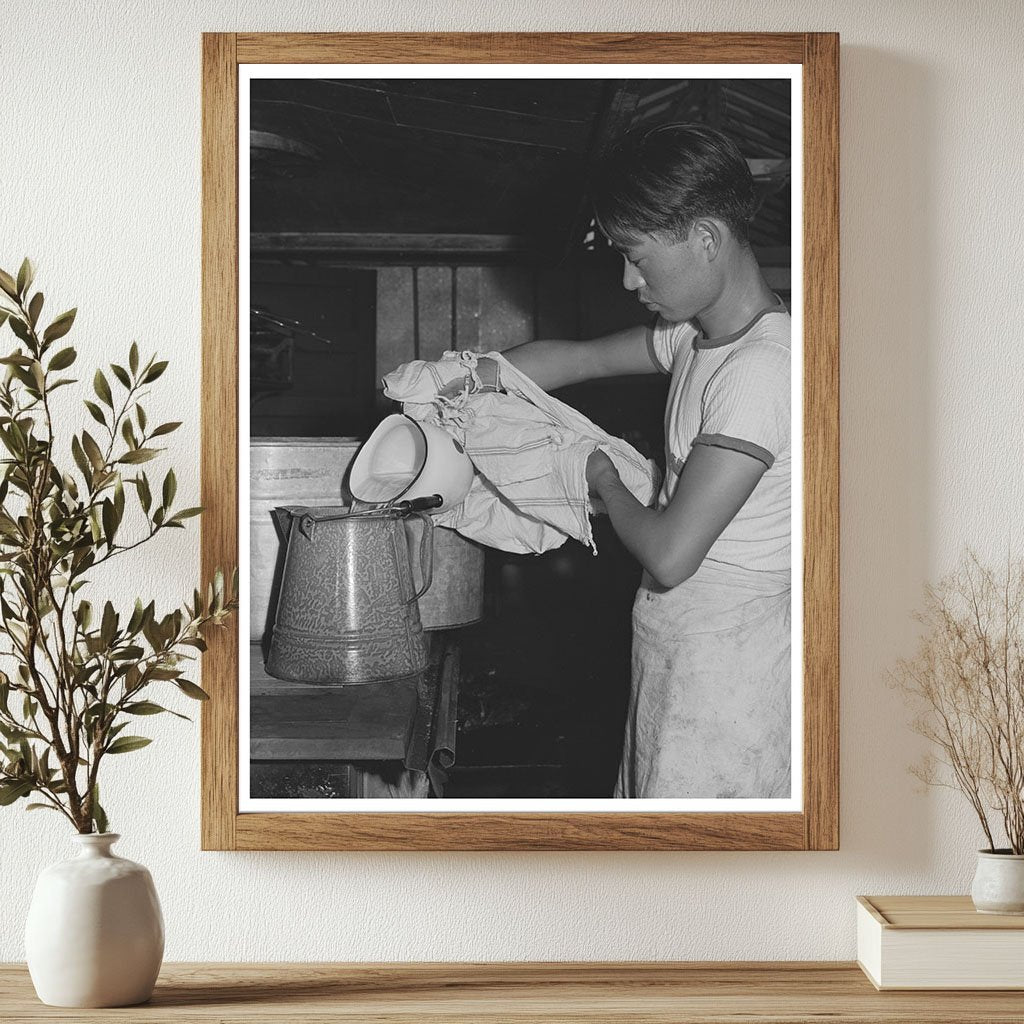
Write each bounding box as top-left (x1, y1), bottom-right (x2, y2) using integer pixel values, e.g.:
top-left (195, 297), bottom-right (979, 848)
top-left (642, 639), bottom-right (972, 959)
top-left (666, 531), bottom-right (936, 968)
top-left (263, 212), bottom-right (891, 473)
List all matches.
top-left (501, 323), bottom-right (658, 390)
top-left (587, 445), bottom-right (766, 589)
top-left (435, 324), bottom-right (655, 398)
top-left (438, 324), bottom-right (658, 396)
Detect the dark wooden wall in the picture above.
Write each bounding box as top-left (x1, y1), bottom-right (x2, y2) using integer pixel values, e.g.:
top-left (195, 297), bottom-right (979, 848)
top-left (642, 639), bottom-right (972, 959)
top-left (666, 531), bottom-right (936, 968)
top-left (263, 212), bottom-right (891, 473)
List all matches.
top-left (374, 250), bottom-right (651, 383)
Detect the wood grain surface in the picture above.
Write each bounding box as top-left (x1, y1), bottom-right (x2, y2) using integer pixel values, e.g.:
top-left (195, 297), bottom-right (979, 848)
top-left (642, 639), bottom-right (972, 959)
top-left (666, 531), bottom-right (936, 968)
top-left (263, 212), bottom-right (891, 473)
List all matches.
top-left (800, 32), bottom-right (841, 852)
top-left (235, 32), bottom-right (808, 65)
top-left (200, 31), bottom-right (239, 853)
top-left (861, 895), bottom-right (1024, 930)
top-left (4, 962), bottom-right (1024, 1023)
top-left (201, 31), bottom-right (841, 851)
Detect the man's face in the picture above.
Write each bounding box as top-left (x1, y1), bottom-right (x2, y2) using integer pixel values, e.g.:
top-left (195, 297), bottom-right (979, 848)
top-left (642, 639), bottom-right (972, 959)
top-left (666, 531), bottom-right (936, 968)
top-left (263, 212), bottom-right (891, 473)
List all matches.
top-left (614, 229), bottom-right (713, 324)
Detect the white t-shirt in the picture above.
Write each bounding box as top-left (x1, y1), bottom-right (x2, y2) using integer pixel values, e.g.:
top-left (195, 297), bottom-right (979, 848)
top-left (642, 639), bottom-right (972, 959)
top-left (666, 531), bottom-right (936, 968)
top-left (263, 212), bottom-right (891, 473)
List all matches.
top-left (647, 302), bottom-right (791, 573)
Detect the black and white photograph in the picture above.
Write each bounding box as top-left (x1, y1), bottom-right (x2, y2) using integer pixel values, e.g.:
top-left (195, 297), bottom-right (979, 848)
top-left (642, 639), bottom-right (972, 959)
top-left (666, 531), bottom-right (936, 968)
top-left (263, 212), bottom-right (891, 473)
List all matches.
top-left (240, 67), bottom-right (801, 811)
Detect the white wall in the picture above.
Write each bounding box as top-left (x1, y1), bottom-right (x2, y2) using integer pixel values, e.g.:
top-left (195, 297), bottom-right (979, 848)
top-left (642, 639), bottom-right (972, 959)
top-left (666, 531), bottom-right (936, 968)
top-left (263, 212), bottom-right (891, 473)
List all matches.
top-left (2, 0), bottom-right (1022, 961)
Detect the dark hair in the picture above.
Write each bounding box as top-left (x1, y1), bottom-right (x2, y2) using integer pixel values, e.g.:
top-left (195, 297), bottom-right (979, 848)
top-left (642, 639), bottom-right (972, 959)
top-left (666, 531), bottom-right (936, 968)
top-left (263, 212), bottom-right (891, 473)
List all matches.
top-left (591, 122), bottom-right (757, 245)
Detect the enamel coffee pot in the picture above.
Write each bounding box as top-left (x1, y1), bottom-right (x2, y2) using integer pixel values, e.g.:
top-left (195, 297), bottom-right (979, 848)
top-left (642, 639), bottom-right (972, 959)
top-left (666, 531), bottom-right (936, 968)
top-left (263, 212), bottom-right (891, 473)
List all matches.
top-left (266, 498), bottom-right (438, 685)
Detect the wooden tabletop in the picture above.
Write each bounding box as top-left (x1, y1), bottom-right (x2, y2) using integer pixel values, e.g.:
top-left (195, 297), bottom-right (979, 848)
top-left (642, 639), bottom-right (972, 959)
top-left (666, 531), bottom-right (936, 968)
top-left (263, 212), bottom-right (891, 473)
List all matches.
top-left (4, 962), bottom-right (1024, 1022)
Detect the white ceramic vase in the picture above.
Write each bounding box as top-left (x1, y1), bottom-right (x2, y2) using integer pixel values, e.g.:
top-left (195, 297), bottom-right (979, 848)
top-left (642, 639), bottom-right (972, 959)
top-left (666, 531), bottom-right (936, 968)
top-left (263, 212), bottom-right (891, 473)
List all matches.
top-left (25, 833), bottom-right (164, 1007)
top-left (970, 849), bottom-right (1024, 914)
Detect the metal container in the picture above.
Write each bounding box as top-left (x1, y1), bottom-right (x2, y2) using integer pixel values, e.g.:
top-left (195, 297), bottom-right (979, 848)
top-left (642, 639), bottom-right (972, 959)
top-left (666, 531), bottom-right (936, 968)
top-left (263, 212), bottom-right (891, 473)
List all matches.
top-left (250, 437), bottom-right (485, 642)
top-left (405, 519), bottom-right (484, 630)
top-left (266, 505), bottom-right (433, 685)
top-left (250, 438), bottom-right (361, 644)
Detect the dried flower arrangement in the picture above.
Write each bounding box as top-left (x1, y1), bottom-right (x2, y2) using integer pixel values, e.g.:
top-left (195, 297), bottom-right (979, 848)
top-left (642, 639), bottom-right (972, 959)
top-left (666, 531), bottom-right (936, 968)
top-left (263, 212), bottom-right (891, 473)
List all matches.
top-left (894, 552), bottom-right (1024, 854)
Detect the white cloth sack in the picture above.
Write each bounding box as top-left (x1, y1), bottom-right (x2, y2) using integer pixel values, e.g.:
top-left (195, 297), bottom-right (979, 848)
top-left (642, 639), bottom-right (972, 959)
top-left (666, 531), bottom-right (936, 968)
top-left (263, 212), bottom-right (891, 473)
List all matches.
top-left (382, 351), bottom-right (659, 554)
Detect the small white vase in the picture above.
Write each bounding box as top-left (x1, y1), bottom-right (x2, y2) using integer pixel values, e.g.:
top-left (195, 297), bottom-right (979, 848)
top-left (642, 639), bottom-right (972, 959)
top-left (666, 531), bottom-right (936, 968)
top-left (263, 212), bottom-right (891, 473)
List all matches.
top-left (970, 849), bottom-right (1024, 915)
top-left (25, 833), bottom-right (164, 1007)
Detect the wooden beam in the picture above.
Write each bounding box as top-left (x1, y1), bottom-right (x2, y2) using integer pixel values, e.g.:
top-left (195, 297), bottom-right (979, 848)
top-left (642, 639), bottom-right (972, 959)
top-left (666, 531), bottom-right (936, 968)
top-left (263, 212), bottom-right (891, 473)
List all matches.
top-left (252, 232), bottom-right (535, 261)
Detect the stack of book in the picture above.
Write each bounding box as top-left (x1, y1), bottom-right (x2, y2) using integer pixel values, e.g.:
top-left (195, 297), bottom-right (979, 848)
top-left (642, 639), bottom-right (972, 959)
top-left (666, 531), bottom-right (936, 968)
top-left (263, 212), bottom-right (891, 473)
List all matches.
top-left (857, 895), bottom-right (1024, 990)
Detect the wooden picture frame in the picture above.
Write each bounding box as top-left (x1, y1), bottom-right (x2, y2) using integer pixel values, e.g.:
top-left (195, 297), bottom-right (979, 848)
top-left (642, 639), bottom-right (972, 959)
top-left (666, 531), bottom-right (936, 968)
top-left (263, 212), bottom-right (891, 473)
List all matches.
top-left (201, 32), bottom-right (839, 851)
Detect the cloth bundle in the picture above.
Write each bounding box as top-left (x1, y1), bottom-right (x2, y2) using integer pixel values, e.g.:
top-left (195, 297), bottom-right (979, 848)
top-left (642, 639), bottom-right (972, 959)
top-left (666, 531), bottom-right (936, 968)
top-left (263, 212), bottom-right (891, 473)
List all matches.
top-left (382, 351), bottom-right (659, 554)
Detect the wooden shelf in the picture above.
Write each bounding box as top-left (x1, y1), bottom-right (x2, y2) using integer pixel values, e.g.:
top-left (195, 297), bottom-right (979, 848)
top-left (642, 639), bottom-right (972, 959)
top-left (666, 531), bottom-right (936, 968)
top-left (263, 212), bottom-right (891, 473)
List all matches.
top-left (4, 962), bottom-right (1024, 1022)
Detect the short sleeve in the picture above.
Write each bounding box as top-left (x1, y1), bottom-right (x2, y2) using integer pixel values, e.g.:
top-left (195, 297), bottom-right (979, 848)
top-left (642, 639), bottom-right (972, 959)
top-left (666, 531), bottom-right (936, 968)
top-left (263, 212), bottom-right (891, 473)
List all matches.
top-left (696, 341), bottom-right (790, 468)
top-left (647, 316), bottom-right (698, 375)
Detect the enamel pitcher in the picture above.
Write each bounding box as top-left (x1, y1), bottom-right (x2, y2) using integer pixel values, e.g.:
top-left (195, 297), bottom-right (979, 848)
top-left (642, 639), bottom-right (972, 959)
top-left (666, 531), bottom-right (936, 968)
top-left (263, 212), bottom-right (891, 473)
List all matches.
top-left (266, 500), bottom-right (437, 685)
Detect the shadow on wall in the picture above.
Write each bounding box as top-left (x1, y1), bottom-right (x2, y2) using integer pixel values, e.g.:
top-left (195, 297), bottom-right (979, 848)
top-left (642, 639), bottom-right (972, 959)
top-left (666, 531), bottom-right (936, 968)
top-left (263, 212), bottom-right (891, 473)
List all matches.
top-left (839, 48), bottom-right (938, 867)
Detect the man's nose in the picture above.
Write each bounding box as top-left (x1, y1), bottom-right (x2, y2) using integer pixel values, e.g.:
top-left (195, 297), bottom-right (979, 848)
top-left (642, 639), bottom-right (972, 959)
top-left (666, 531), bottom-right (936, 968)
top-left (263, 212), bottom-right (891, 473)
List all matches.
top-left (622, 258), bottom-right (644, 292)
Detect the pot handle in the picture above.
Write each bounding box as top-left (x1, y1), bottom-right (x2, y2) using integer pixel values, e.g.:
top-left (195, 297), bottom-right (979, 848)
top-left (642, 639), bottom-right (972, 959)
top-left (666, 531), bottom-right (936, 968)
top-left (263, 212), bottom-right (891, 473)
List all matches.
top-left (408, 511), bottom-right (434, 604)
top-left (394, 494), bottom-right (443, 513)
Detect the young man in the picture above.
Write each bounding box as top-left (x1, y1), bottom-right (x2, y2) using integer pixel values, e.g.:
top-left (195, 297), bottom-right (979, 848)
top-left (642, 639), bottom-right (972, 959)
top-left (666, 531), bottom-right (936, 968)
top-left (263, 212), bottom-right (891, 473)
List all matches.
top-left (465, 123), bottom-right (792, 799)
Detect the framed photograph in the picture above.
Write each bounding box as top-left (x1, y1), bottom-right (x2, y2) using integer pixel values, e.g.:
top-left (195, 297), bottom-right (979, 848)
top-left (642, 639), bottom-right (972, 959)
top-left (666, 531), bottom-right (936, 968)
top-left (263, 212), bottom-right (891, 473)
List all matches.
top-left (201, 32), bottom-right (838, 851)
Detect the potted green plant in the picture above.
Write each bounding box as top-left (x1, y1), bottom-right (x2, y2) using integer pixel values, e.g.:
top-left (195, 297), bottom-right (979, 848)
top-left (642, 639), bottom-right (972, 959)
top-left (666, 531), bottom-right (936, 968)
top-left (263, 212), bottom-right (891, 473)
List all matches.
top-left (895, 552), bottom-right (1024, 914)
top-left (0, 260), bottom-right (236, 1006)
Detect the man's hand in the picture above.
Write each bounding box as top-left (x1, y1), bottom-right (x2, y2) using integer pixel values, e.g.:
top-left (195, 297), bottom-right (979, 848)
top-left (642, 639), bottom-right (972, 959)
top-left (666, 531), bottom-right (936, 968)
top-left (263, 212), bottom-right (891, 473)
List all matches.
top-left (586, 448), bottom-right (619, 497)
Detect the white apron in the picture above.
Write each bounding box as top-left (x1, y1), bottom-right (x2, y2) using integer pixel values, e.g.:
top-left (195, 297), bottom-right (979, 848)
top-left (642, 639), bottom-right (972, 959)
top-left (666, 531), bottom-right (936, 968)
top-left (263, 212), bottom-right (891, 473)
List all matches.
top-left (615, 559), bottom-right (791, 799)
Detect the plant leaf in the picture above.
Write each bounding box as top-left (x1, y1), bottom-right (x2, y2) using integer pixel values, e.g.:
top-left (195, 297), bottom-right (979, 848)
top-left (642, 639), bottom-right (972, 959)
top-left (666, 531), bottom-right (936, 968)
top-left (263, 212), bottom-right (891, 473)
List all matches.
top-left (91, 784), bottom-right (108, 834)
top-left (118, 448), bottom-right (158, 465)
top-left (81, 431), bottom-right (105, 472)
top-left (93, 369), bottom-right (113, 408)
top-left (16, 258), bottom-right (34, 298)
top-left (105, 735), bottom-right (152, 754)
top-left (100, 601), bottom-right (117, 646)
top-left (0, 269), bottom-right (18, 300)
top-left (0, 779), bottom-right (33, 805)
top-left (27, 292), bottom-right (43, 328)
top-left (110, 363), bottom-right (131, 389)
top-left (129, 342), bottom-right (139, 375)
top-left (101, 498), bottom-right (117, 546)
top-left (76, 600), bottom-right (93, 630)
top-left (83, 400), bottom-right (106, 427)
top-left (71, 435), bottom-right (92, 482)
top-left (150, 422), bottom-right (182, 438)
top-left (162, 468), bottom-right (176, 508)
top-left (43, 308), bottom-right (76, 344)
top-left (110, 644), bottom-right (144, 661)
top-left (8, 317), bottom-right (32, 345)
top-left (142, 360), bottom-right (168, 383)
top-left (121, 419), bottom-right (137, 450)
top-left (125, 700), bottom-right (188, 722)
top-left (168, 507), bottom-right (202, 524)
top-left (136, 473), bottom-right (152, 513)
top-left (147, 666), bottom-right (181, 680)
top-left (123, 701), bottom-right (166, 715)
top-left (113, 476), bottom-right (125, 522)
top-left (47, 346), bottom-right (76, 371)
top-left (175, 679), bottom-right (210, 701)
top-left (126, 598), bottom-right (145, 635)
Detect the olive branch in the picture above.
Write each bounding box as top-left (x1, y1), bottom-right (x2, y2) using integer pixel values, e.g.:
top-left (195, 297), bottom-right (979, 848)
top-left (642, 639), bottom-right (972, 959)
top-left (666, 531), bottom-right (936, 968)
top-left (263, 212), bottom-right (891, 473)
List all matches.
top-left (0, 259), bottom-right (236, 833)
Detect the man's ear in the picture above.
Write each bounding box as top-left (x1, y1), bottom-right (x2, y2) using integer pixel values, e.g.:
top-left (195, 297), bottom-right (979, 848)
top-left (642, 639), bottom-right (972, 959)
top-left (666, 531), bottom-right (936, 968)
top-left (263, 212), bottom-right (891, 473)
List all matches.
top-left (691, 218), bottom-right (724, 261)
